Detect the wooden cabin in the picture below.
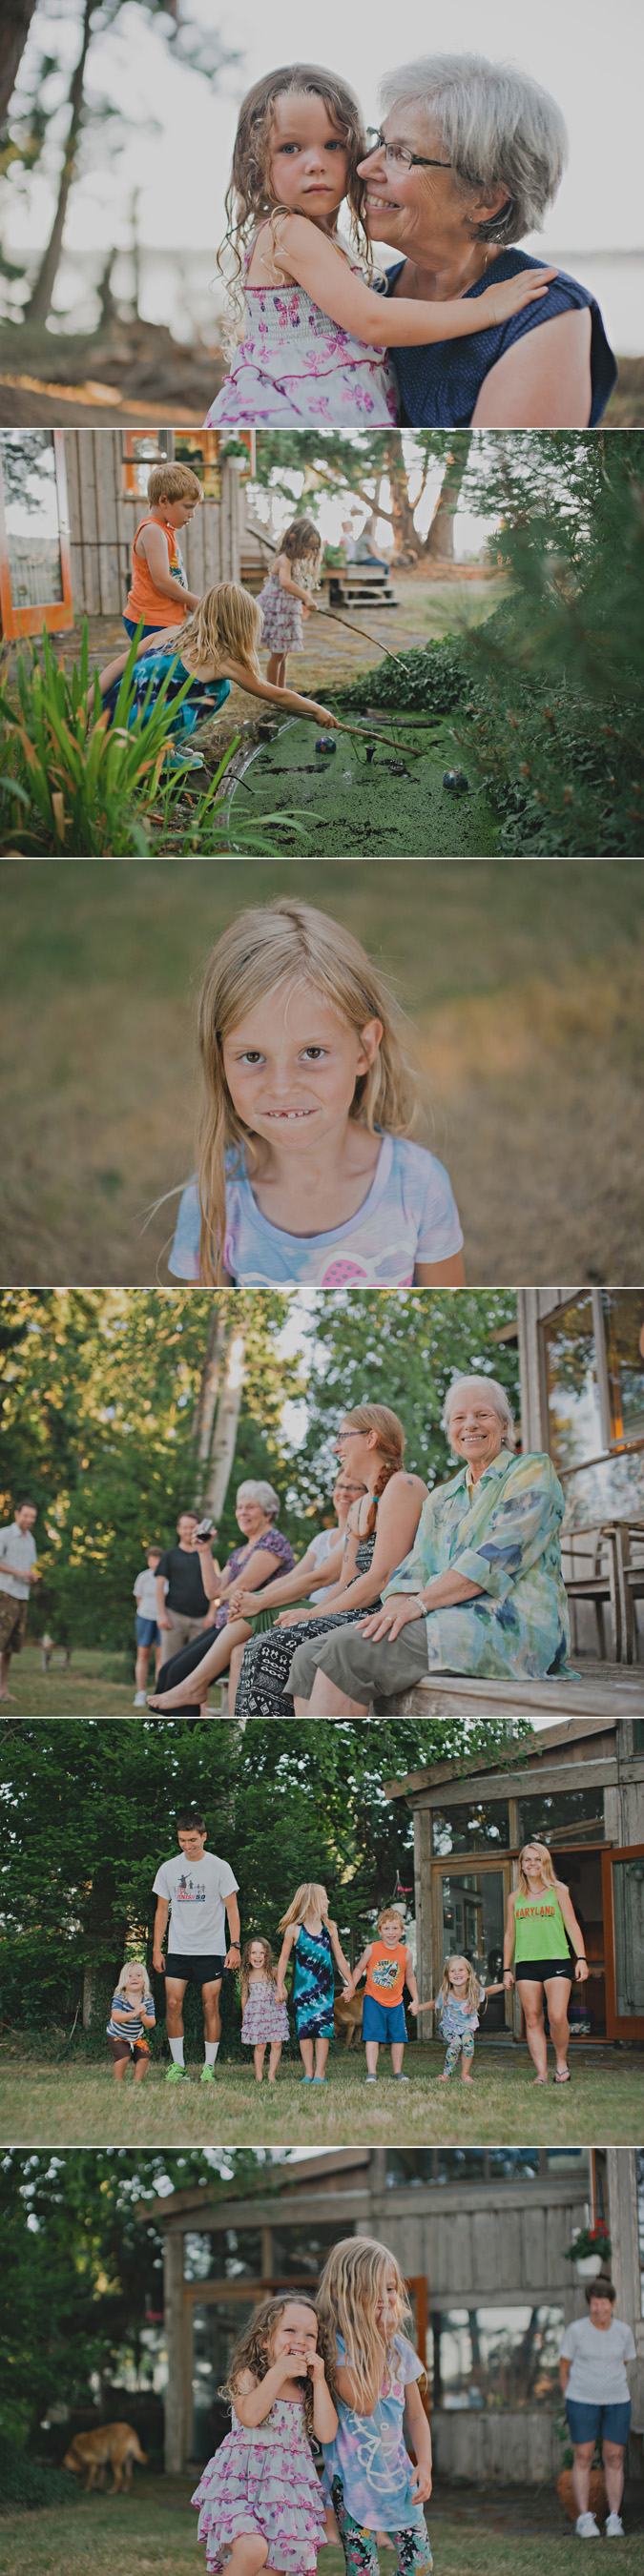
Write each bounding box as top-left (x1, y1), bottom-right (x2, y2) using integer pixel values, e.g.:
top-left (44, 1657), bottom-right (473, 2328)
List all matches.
top-left (386, 1717), bottom-right (644, 2052)
top-left (147, 2147), bottom-right (644, 2486)
top-left (0, 427), bottom-right (259, 631)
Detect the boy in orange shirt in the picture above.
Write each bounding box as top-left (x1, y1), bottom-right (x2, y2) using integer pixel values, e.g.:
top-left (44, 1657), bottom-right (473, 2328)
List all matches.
top-left (124, 460), bottom-right (204, 641)
top-left (343, 1905), bottom-right (419, 2084)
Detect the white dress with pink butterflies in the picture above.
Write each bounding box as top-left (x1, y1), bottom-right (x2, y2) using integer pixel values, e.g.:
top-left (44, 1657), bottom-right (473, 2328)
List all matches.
top-left (205, 242), bottom-right (399, 427)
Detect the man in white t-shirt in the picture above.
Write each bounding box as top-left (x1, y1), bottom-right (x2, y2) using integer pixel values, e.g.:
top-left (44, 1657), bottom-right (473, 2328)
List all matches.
top-left (0, 1502), bottom-right (39, 1701)
top-left (153, 1809), bottom-right (240, 2085)
top-left (559, 2276), bottom-right (636, 2539)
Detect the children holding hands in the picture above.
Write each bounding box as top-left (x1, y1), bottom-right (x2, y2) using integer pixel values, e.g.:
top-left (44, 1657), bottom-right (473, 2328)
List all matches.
top-left (343, 1906), bottom-right (419, 2084)
top-left (193, 2292), bottom-right (338, 2575)
top-left (417, 1952), bottom-right (505, 2083)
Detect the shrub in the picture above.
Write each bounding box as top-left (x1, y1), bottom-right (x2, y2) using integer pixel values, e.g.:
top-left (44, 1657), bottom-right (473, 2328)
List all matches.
top-left (336, 636), bottom-right (468, 718)
top-left (0, 2436), bottom-right (79, 2511)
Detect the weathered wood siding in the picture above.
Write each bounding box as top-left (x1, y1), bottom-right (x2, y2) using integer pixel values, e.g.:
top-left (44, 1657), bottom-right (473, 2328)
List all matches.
top-left (65, 432), bottom-right (242, 614)
top-left (431, 2409), bottom-right (559, 2484)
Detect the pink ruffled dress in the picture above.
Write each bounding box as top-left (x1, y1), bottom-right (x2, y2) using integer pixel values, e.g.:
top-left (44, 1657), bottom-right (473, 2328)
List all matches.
top-left (240, 1975), bottom-right (290, 2047)
top-left (206, 245), bottom-right (399, 427)
top-left (193, 2396), bottom-right (327, 2573)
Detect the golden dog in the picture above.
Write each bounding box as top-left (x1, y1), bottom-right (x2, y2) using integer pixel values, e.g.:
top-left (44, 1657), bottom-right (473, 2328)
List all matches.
top-left (63, 2423), bottom-right (147, 2493)
top-left (333, 1992), bottom-right (364, 2051)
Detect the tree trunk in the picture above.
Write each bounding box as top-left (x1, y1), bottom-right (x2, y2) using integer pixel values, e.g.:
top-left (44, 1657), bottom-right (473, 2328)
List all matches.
top-left (0, 0), bottom-right (38, 129)
top-left (422, 438), bottom-right (471, 564)
top-left (203, 1328), bottom-right (246, 1522)
top-left (26, 0), bottom-right (97, 325)
top-left (193, 1305), bottom-right (231, 1495)
top-left (384, 433), bottom-right (421, 562)
top-left (82, 1962), bottom-right (96, 2028)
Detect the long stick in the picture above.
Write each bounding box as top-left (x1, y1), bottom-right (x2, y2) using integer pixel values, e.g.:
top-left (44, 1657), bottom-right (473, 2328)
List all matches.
top-left (333, 718), bottom-right (426, 759)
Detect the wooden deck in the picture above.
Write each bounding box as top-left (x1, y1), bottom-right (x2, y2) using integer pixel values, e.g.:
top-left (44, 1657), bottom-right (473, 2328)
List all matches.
top-left (372, 1664), bottom-right (644, 1720)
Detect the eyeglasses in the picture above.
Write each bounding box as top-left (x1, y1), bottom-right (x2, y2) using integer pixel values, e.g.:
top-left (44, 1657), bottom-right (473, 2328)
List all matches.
top-left (364, 128), bottom-right (453, 171)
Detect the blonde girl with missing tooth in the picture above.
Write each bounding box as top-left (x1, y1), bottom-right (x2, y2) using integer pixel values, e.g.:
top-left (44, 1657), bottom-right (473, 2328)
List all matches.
top-left (316, 2239), bottom-right (433, 2576)
top-left (205, 64), bottom-right (556, 427)
top-left (167, 899), bottom-right (465, 1287)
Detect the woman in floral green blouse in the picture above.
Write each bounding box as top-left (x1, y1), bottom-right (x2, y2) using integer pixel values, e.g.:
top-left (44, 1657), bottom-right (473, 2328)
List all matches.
top-left (288, 1375), bottom-right (572, 1713)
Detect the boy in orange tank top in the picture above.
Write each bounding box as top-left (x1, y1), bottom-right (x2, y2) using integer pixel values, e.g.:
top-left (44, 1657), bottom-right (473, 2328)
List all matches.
top-left (124, 461), bottom-right (204, 641)
top-left (343, 1905), bottom-right (419, 2085)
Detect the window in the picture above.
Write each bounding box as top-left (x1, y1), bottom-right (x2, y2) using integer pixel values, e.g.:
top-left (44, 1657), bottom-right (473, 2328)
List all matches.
top-left (385, 2153), bottom-right (487, 2188)
top-left (184, 2229), bottom-right (263, 2280)
top-left (270, 2224), bottom-right (345, 2277)
top-left (488, 2150), bottom-right (541, 2179)
top-left (542, 1296), bottom-right (603, 1476)
top-left (431, 2307), bottom-right (564, 2410)
top-left (634, 1723), bottom-right (644, 1754)
top-left (440, 1871), bottom-right (506, 2025)
top-left (603, 1292), bottom-right (644, 1444)
top-left (518, 1789), bottom-right (604, 1846)
top-left (432, 1802), bottom-right (509, 1855)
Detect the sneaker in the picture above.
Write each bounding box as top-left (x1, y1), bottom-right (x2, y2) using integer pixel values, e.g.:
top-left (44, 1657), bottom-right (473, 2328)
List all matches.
top-left (133, 1690), bottom-right (146, 1707)
top-left (605, 2515), bottom-right (624, 2538)
top-left (199, 2064), bottom-right (216, 2084)
top-left (165, 2062), bottom-right (187, 2083)
top-left (392, 2073), bottom-right (410, 2081)
top-left (365, 2073), bottom-right (378, 2083)
top-left (575, 2515), bottom-right (601, 2538)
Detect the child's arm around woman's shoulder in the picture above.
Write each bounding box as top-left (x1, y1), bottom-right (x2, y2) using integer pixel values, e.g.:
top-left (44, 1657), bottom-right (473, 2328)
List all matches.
top-left (261, 213), bottom-right (556, 352)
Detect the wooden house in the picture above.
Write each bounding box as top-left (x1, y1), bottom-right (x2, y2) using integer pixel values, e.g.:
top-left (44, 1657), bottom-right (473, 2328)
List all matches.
top-left (146, 2147), bottom-right (644, 2487)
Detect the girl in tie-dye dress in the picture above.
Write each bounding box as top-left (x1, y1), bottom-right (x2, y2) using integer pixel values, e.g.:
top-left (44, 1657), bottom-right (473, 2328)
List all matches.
top-left (206, 67), bottom-right (555, 427)
top-left (276, 1884), bottom-right (352, 2085)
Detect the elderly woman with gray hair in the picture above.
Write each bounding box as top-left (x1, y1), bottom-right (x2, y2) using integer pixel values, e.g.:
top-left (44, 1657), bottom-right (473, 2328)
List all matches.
top-left (362, 53), bottom-right (616, 425)
top-left (288, 1376), bottom-right (572, 1715)
top-left (148, 1479), bottom-right (295, 1715)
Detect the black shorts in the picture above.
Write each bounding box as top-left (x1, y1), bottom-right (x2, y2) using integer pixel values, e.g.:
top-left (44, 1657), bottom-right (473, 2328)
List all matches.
top-left (164, 1952), bottom-right (225, 1986)
top-left (515, 1957), bottom-right (572, 1982)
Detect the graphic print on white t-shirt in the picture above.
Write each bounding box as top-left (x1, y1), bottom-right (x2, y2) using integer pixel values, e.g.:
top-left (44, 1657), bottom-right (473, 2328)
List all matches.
top-left (153, 1849), bottom-right (239, 1954)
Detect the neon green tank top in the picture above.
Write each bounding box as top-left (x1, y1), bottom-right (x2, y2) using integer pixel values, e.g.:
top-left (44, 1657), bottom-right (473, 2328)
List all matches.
top-left (513, 1887), bottom-right (569, 1961)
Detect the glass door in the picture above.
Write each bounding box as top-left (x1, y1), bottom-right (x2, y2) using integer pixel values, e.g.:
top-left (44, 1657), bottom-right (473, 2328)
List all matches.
top-left (602, 1846), bottom-right (644, 2039)
top-left (0, 430), bottom-right (73, 636)
top-left (436, 1867), bottom-right (510, 2029)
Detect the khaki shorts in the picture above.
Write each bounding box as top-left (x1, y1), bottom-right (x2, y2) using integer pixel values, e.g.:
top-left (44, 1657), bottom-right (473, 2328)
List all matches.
top-left (0, 1594), bottom-right (28, 1657)
top-left (160, 1611), bottom-right (206, 1665)
top-left (287, 1616), bottom-right (429, 1708)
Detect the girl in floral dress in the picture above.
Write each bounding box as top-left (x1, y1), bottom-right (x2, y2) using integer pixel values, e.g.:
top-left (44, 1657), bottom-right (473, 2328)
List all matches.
top-left (240, 1937), bottom-right (290, 2084)
top-left (316, 2238), bottom-right (433, 2576)
top-left (257, 520), bottom-right (323, 690)
top-left (206, 66), bottom-right (555, 427)
top-left (193, 2292), bottom-right (338, 2576)
top-left (276, 1883), bottom-right (352, 2086)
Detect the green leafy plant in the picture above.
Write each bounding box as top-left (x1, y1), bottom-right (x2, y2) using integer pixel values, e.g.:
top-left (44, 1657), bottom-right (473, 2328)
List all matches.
top-left (564, 2223), bottom-right (613, 2263)
top-left (0, 624), bottom-right (315, 856)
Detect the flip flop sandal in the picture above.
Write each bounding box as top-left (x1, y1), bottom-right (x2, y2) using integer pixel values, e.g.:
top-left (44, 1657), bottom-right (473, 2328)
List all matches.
top-left (554, 2069), bottom-right (571, 2083)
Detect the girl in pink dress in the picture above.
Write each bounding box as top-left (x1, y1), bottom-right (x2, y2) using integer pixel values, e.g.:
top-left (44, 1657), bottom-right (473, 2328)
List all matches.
top-left (206, 65), bottom-right (555, 427)
top-left (193, 2293), bottom-right (338, 2576)
top-left (240, 1936), bottom-right (290, 2083)
top-left (257, 519), bottom-right (323, 692)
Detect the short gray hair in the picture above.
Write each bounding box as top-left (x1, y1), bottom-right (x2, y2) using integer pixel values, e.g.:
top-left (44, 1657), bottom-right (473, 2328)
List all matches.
top-left (236, 1477), bottom-right (280, 1519)
top-left (443, 1375), bottom-right (516, 1450)
top-left (379, 52), bottom-right (568, 242)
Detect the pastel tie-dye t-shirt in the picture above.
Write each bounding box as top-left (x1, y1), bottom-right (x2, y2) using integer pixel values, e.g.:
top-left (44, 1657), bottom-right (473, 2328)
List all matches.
top-left (168, 1135), bottom-right (462, 1286)
top-left (322, 2331), bottom-right (425, 2528)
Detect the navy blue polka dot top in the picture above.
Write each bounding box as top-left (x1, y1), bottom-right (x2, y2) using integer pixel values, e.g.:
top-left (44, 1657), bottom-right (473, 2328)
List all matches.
top-left (383, 248), bottom-right (616, 427)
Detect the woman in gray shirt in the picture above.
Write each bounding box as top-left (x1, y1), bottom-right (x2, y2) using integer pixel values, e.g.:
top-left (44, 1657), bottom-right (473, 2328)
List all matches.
top-left (559, 2277), bottom-right (635, 2541)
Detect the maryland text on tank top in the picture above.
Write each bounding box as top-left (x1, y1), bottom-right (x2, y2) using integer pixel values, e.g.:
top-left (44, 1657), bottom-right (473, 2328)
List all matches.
top-left (513, 1888), bottom-right (570, 1961)
top-left (383, 251), bottom-right (617, 427)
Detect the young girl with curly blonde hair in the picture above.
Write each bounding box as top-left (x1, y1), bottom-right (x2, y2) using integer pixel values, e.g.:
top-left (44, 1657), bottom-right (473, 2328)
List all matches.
top-left (316, 2237), bottom-right (433, 2576)
top-left (167, 899), bottom-right (465, 1287)
top-left (257, 518), bottom-right (324, 689)
top-left (206, 63), bottom-right (555, 426)
top-left (239, 1936), bottom-right (290, 2084)
top-left (193, 2291), bottom-right (338, 2576)
top-left (417, 1952), bottom-right (504, 2084)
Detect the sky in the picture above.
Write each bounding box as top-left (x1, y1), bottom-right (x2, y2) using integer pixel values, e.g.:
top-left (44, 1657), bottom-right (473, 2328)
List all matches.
top-left (4, 0), bottom-right (644, 344)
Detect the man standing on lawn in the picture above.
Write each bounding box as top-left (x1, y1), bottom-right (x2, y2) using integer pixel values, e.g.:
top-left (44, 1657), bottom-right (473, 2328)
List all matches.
top-left (155, 1512), bottom-right (220, 1713)
top-left (0, 1501), bottom-right (39, 1702)
top-left (153, 1809), bottom-right (240, 2084)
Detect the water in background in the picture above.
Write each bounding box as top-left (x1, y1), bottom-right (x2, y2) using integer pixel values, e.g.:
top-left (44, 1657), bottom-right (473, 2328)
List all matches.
top-left (26, 245), bottom-right (644, 357)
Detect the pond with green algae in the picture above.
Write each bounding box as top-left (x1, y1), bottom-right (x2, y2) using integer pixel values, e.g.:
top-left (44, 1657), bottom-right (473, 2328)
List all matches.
top-left (227, 715), bottom-right (500, 856)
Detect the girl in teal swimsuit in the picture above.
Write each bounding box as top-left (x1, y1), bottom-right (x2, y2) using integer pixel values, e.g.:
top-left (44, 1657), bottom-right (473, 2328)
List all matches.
top-left (97, 578), bottom-right (338, 760)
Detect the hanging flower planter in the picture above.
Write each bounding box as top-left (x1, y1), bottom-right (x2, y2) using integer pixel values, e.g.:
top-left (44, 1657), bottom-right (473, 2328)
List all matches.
top-left (564, 2223), bottom-right (613, 2280)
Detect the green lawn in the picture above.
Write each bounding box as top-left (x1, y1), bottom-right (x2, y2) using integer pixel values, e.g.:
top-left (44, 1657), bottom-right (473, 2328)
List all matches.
top-left (1, 860), bottom-right (643, 1285)
top-left (2, 2041), bottom-right (641, 2148)
top-left (1, 2484), bottom-right (642, 2576)
top-left (2, 1647), bottom-right (143, 1715)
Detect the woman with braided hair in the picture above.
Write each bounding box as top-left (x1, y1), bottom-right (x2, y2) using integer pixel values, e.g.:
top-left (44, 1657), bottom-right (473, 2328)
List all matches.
top-left (234, 1406), bottom-right (426, 1719)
